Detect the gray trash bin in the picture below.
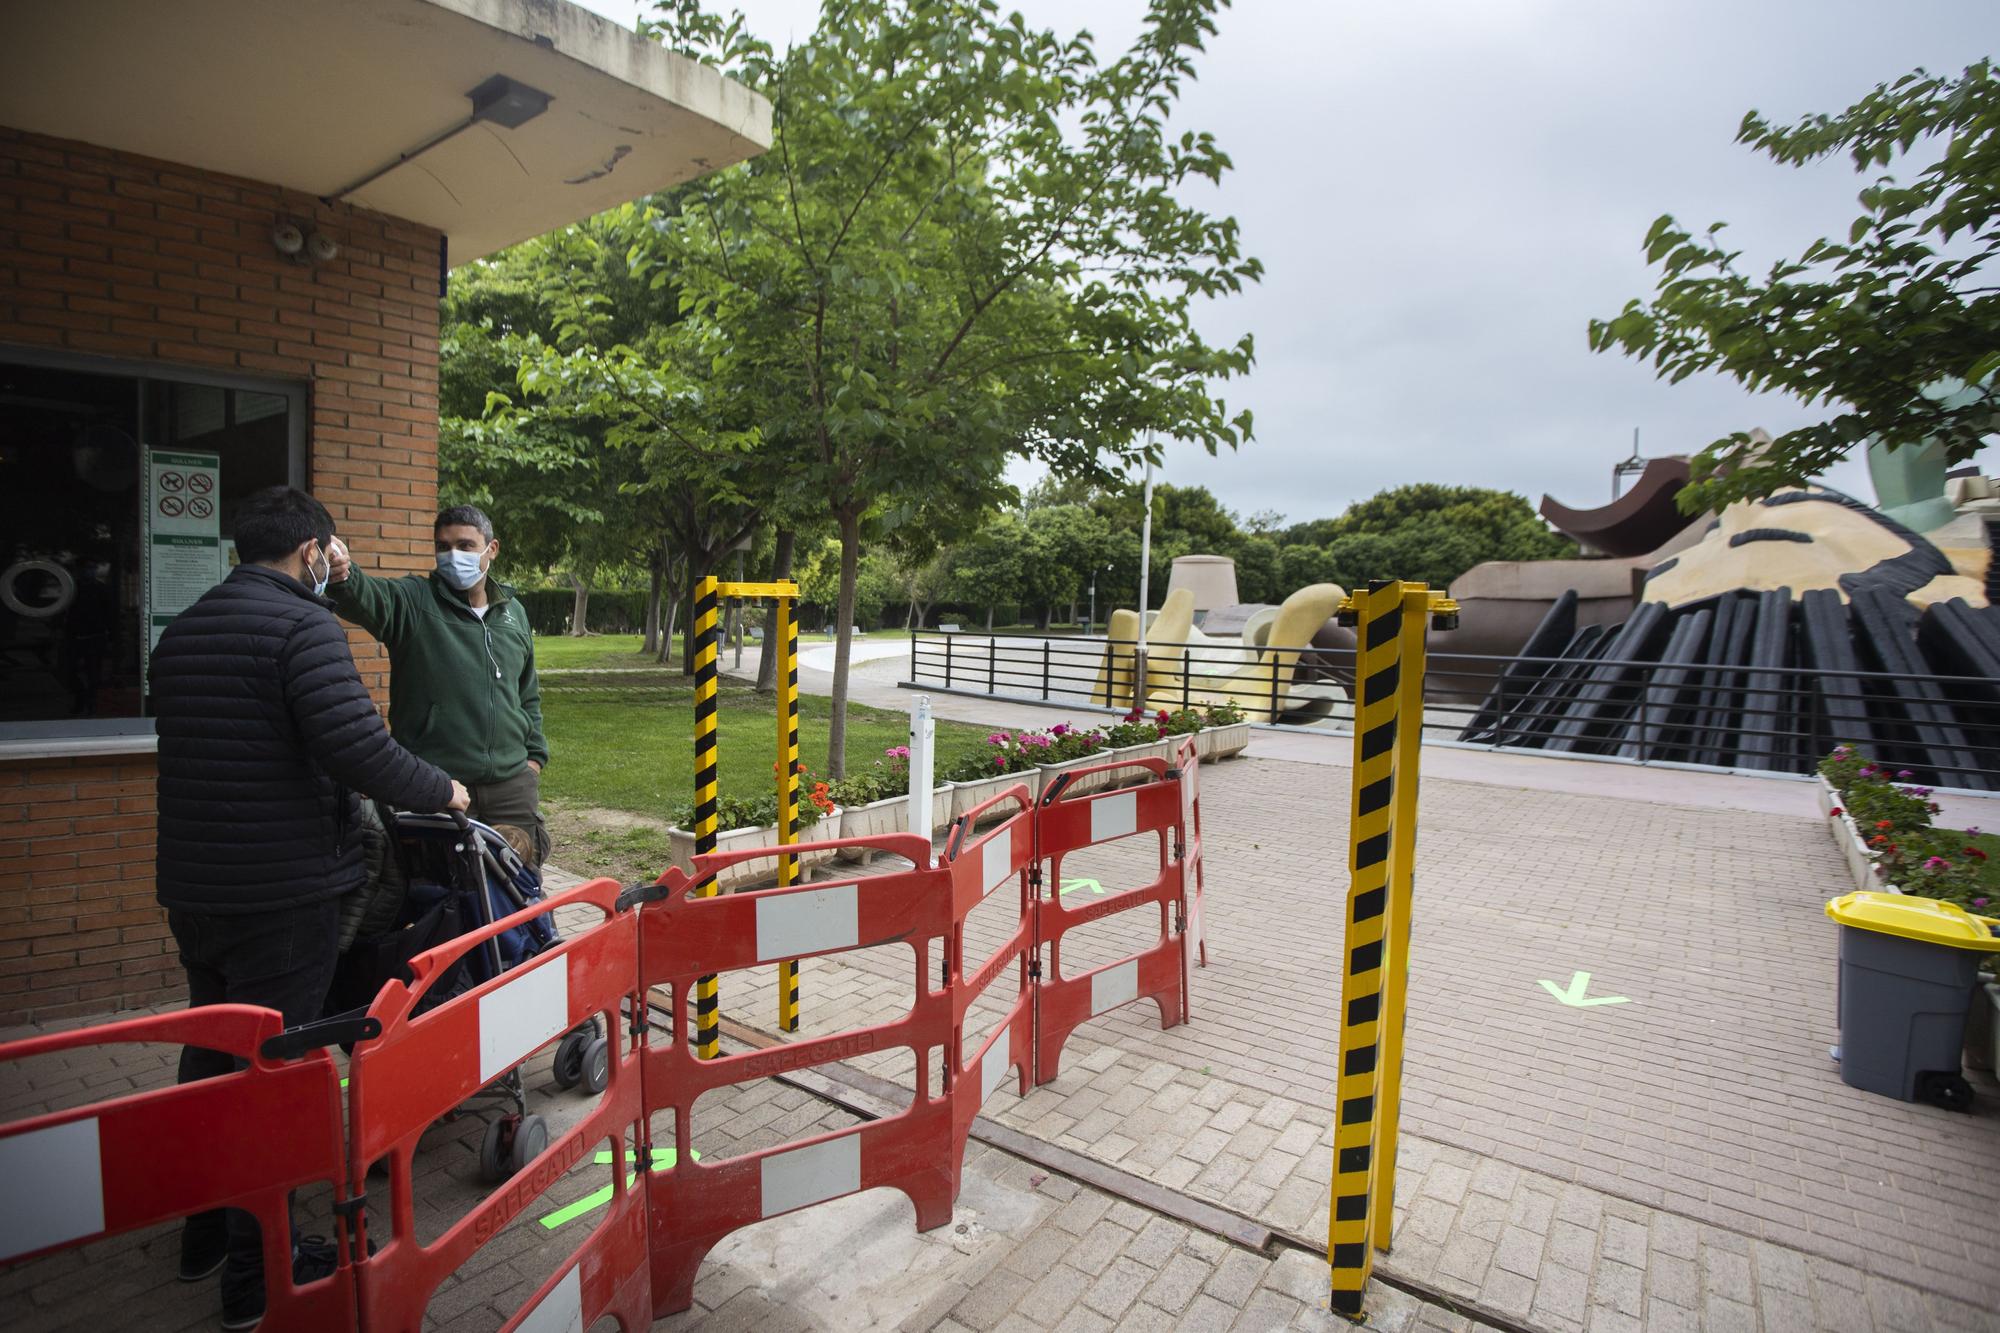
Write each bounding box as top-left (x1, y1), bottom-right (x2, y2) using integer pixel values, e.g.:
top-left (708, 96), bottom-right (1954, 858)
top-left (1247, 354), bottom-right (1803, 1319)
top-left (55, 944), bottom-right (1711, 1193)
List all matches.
top-left (1826, 891), bottom-right (2000, 1110)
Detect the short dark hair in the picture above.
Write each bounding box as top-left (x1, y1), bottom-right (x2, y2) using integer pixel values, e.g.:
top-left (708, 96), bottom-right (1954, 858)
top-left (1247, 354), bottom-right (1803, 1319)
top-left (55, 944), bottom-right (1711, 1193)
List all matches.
top-left (235, 486), bottom-right (334, 564)
top-left (435, 504), bottom-right (494, 543)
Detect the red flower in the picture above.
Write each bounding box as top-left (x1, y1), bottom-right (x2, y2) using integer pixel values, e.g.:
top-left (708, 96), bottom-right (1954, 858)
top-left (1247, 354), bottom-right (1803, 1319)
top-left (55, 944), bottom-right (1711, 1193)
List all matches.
top-left (1829, 807), bottom-right (1843, 818)
top-left (1869, 835), bottom-right (1887, 847)
top-left (1875, 820), bottom-right (1894, 830)
top-left (1967, 848), bottom-right (1989, 862)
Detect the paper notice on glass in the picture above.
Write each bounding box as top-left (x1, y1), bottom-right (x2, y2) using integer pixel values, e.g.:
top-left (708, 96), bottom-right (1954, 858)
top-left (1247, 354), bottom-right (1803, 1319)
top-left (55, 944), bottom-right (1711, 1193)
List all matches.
top-left (144, 448), bottom-right (222, 665)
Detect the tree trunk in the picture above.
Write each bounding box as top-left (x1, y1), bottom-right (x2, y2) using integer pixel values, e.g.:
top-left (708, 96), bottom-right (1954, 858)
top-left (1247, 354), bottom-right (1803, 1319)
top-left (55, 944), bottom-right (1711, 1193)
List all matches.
top-left (1067, 597), bottom-right (1077, 627)
top-left (985, 605), bottom-right (995, 632)
top-left (660, 551), bottom-right (686, 667)
top-left (756, 529), bottom-right (795, 694)
top-left (642, 553), bottom-right (663, 656)
top-left (565, 570), bottom-right (591, 637)
top-left (827, 508), bottom-right (861, 779)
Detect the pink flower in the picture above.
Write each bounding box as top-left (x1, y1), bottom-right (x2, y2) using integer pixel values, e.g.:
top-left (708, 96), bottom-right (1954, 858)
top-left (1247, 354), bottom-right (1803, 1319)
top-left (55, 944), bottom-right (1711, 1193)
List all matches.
top-left (1967, 826), bottom-right (1982, 837)
top-left (1897, 770), bottom-right (1915, 779)
top-left (1924, 857), bottom-right (1951, 871)
top-left (1051, 723), bottom-right (1069, 736)
top-left (1975, 898), bottom-right (1990, 908)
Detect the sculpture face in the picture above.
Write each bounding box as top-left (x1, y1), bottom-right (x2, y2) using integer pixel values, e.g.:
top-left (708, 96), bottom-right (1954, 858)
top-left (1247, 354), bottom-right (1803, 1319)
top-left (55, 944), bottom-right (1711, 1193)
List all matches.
top-left (1640, 488), bottom-right (1966, 609)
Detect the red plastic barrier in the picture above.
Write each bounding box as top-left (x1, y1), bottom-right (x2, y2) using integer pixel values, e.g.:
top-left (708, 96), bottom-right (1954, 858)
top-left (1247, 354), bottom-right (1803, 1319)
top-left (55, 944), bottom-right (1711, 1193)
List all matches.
top-left (1031, 754), bottom-right (1192, 1085)
top-left (346, 876), bottom-right (647, 1333)
top-left (1173, 738), bottom-right (1209, 986)
top-left (942, 786), bottom-right (1038, 1144)
top-left (636, 830), bottom-right (966, 1316)
top-left (1, 754), bottom-right (1210, 1328)
top-left (0, 1005), bottom-right (357, 1332)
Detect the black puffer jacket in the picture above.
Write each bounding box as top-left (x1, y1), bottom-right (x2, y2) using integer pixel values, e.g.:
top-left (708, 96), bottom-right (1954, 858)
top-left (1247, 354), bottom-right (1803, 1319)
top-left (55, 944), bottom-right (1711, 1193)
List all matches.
top-left (153, 564), bottom-right (453, 914)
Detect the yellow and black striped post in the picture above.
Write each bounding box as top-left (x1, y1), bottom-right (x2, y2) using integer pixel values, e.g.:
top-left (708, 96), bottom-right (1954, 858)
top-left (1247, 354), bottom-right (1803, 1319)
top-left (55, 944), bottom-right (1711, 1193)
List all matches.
top-left (692, 575), bottom-right (722, 1060)
top-left (1327, 580), bottom-right (1456, 1319)
top-left (774, 594), bottom-right (802, 1032)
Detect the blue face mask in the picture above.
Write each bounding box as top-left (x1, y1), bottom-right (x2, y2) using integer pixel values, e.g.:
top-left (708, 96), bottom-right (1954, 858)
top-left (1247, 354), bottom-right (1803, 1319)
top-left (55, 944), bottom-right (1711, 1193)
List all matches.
top-left (436, 546), bottom-right (488, 591)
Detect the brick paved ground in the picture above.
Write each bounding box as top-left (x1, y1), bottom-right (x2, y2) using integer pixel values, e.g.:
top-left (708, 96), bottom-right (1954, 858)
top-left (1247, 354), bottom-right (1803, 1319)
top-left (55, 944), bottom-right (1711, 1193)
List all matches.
top-left (8, 743), bottom-right (2000, 1331)
top-left (713, 750), bottom-right (2000, 1331)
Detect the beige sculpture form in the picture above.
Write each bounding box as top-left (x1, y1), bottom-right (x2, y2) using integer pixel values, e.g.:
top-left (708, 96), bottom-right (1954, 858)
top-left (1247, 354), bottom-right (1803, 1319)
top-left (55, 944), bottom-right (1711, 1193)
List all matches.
top-left (1093, 582), bottom-right (1348, 722)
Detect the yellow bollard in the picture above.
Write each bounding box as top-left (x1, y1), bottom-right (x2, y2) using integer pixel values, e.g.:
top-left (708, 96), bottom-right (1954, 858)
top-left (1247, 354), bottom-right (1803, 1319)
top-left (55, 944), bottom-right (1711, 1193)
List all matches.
top-left (775, 596), bottom-right (802, 1032)
top-left (1326, 580), bottom-right (1456, 1319)
top-left (1327, 580), bottom-right (1402, 1316)
top-left (692, 575), bottom-right (722, 1060)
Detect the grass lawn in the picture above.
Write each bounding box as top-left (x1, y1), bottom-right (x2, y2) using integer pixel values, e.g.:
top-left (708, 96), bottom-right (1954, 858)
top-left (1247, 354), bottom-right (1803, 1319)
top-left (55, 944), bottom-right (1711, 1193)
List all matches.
top-left (539, 674), bottom-right (994, 820)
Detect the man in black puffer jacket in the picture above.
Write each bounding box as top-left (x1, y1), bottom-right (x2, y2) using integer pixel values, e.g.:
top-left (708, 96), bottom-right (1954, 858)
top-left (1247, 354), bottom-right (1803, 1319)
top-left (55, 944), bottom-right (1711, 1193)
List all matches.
top-left (152, 485), bottom-right (468, 1330)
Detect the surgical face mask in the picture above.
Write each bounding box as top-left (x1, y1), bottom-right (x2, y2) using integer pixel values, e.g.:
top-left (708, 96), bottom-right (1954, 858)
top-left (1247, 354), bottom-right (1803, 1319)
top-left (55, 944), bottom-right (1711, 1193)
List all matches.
top-left (436, 545), bottom-right (489, 591)
top-left (308, 543), bottom-right (331, 597)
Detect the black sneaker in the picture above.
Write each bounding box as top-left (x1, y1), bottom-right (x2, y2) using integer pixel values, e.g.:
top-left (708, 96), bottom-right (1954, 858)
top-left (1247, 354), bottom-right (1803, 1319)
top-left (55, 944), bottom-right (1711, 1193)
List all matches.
top-left (177, 1212), bottom-right (227, 1283)
top-left (217, 1236), bottom-right (340, 1331)
top-left (292, 1234), bottom-right (338, 1285)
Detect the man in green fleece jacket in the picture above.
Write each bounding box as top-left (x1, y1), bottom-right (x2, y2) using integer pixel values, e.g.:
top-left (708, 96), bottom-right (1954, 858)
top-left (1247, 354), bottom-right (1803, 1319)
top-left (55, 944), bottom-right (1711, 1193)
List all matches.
top-left (326, 504), bottom-right (551, 863)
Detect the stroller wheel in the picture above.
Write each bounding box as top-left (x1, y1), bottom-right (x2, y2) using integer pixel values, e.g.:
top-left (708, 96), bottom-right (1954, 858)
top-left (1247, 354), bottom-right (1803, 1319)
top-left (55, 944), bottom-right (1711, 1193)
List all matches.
top-left (551, 1032), bottom-right (587, 1090)
top-left (478, 1118), bottom-right (513, 1185)
top-left (508, 1114), bottom-right (550, 1175)
top-left (580, 1036), bottom-right (611, 1096)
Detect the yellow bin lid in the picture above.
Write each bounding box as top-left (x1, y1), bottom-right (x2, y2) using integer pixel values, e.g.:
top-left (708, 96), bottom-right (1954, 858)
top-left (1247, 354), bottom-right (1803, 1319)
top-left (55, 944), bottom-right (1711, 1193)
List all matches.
top-left (1825, 891), bottom-right (2000, 951)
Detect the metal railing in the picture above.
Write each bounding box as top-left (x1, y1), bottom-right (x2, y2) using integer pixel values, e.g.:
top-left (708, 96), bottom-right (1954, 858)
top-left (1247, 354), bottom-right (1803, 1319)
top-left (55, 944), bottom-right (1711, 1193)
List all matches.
top-left (902, 629), bottom-right (2000, 791)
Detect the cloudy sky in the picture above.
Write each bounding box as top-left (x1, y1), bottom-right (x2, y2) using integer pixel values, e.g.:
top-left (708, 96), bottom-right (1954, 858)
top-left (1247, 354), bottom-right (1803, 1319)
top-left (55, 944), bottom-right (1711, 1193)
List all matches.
top-left (575, 0), bottom-right (1993, 526)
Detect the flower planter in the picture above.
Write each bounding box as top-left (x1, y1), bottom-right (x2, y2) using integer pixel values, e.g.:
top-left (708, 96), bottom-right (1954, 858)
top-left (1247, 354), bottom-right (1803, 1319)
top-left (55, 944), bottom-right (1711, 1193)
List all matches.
top-left (1195, 721), bottom-right (1251, 761)
top-left (948, 770), bottom-right (1039, 826)
top-left (666, 809), bottom-right (842, 893)
top-left (1037, 750), bottom-right (1124, 798)
top-left (833, 787), bottom-right (954, 862)
top-left (1819, 776), bottom-right (1890, 893)
top-left (1965, 982), bottom-right (2000, 1073)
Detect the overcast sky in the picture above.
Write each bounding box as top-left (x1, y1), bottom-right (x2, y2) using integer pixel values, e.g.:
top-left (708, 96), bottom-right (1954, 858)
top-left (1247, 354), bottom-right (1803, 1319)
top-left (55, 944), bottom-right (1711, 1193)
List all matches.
top-left (574, 0), bottom-right (1993, 526)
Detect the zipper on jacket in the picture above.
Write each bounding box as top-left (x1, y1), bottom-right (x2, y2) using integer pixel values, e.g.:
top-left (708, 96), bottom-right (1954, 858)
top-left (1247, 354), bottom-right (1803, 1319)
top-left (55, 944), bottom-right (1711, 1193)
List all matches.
top-left (481, 617), bottom-right (500, 774)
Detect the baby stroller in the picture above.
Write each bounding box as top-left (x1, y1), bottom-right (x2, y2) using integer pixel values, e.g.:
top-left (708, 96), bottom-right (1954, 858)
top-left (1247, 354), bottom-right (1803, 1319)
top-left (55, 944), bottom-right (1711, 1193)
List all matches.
top-left (333, 808), bottom-right (610, 1183)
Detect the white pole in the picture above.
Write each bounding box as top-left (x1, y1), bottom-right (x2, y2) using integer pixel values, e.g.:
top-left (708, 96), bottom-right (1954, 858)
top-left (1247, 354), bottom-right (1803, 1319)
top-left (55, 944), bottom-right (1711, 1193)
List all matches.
top-left (1134, 453), bottom-right (1155, 710)
top-left (908, 693), bottom-right (936, 863)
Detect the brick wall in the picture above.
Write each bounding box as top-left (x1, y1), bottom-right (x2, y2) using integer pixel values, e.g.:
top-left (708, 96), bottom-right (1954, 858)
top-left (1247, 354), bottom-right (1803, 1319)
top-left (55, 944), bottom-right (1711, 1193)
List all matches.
top-left (0, 125), bottom-right (444, 1023)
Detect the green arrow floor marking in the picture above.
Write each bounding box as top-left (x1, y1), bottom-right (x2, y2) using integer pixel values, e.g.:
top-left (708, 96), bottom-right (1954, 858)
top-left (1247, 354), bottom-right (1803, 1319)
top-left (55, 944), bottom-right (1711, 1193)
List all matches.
top-left (1536, 971), bottom-right (1630, 1007)
top-left (1060, 877), bottom-right (1106, 896)
top-left (537, 1148), bottom-right (697, 1230)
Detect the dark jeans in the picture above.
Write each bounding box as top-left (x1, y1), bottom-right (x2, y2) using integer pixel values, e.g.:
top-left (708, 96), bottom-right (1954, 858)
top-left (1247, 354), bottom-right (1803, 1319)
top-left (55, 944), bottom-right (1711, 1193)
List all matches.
top-left (170, 899), bottom-right (341, 1302)
top-left (470, 765), bottom-right (548, 866)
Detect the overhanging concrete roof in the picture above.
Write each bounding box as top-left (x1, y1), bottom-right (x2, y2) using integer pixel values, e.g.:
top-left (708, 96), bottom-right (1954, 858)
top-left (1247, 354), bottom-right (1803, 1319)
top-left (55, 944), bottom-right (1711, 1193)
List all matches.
top-left (0, 0), bottom-right (771, 265)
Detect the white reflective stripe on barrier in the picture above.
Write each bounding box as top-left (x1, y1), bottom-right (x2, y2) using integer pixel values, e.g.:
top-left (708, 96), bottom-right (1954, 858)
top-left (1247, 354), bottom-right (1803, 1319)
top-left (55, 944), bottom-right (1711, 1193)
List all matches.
top-left (1090, 960), bottom-right (1139, 1016)
top-left (980, 1028), bottom-right (1011, 1103)
top-left (982, 827), bottom-right (1012, 893)
top-left (1090, 791), bottom-right (1137, 843)
top-left (756, 885), bottom-right (858, 962)
top-left (516, 1264), bottom-right (584, 1333)
top-left (0, 1117), bottom-right (103, 1261)
top-left (761, 1133), bottom-right (861, 1217)
top-left (479, 954), bottom-right (571, 1083)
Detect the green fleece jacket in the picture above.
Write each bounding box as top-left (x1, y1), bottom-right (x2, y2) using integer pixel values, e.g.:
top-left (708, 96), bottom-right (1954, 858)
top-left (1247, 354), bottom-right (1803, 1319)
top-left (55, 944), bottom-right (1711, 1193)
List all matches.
top-left (330, 566), bottom-right (548, 786)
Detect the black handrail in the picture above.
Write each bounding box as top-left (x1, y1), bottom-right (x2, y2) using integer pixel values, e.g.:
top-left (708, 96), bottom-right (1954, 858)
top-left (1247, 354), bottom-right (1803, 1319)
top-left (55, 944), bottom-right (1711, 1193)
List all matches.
top-left (899, 629), bottom-right (2000, 789)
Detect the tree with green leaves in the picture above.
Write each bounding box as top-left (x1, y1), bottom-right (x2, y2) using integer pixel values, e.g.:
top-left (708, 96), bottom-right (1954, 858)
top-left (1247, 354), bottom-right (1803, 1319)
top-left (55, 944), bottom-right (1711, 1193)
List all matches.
top-left (646, 0), bottom-right (1259, 774)
top-left (1590, 59), bottom-right (2000, 511)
